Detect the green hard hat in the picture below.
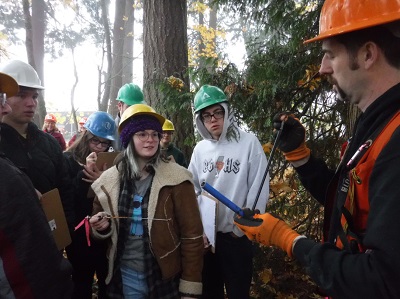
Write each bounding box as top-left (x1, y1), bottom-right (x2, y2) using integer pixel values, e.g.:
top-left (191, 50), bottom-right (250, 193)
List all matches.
top-left (193, 85), bottom-right (227, 113)
top-left (117, 83), bottom-right (144, 106)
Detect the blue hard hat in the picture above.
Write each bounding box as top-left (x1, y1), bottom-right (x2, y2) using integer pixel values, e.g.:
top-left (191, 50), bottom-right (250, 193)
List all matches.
top-left (84, 111), bottom-right (116, 140)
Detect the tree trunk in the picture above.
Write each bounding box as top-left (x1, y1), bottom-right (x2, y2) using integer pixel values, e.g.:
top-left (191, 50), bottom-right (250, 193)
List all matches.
top-left (31, 0), bottom-right (46, 127)
top-left (143, 0), bottom-right (192, 159)
top-left (22, 0), bottom-right (35, 67)
top-left (100, 0), bottom-right (112, 112)
top-left (23, 0), bottom-right (46, 127)
top-left (108, 0), bottom-right (126, 117)
top-left (143, 0), bottom-right (189, 106)
top-left (198, 0), bottom-right (205, 61)
top-left (122, 0), bottom-right (135, 85)
top-left (70, 48), bottom-right (79, 133)
top-left (207, 1), bottom-right (218, 72)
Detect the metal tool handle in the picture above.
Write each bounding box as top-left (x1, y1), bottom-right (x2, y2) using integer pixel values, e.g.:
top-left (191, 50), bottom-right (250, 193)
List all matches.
top-left (252, 121), bottom-right (284, 210)
top-left (201, 181), bottom-right (244, 217)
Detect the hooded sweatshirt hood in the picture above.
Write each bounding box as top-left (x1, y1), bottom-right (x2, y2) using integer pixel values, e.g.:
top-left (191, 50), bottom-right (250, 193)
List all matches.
top-left (195, 102), bottom-right (230, 143)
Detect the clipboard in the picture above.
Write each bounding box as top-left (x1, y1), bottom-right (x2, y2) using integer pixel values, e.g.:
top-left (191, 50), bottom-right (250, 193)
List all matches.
top-left (40, 188), bottom-right (71, 250)
top-left (87, 151), bottom-right (120, 198)
top-left (199, 192), bottom-right (218, 252)
top-left (96, 151), bottom-right (121, 169)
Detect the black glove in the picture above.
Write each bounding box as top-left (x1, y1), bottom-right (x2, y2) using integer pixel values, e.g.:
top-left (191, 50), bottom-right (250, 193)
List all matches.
top-left (240, 207), bottom-right (261, 220)
top-left (273, 112), bottom-right (306, 153)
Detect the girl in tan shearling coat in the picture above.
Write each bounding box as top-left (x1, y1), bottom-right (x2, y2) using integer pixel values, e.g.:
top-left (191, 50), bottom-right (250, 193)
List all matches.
top-left (90, 106), bottom-right (203, 299)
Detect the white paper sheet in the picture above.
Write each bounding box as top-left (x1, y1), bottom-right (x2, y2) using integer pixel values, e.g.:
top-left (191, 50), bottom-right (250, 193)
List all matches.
top-left (199, 193), bottom-right (218, 251)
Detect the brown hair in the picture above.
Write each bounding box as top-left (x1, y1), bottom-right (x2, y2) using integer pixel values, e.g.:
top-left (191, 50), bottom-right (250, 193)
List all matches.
top-left (335, 21), bottom-right (400, 69)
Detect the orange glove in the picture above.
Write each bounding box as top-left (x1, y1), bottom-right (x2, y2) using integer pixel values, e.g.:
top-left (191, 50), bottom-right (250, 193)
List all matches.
top-left (283, 142), bottom-right (310, 162)
top-left (234, 213), bottom-right (299, 257)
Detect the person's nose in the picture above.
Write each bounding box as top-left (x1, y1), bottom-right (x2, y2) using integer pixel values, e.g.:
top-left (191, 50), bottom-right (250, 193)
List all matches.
top-left (25, 96), bottom-right (37, 107)
top-left (1, 102), bottom-right (12, 115)
top-left (319, 55), bottom-right (332, 76)
top-left (148, 134), bottom-right (158, 141)
top-left (210, 114), bottom-right (218, 122)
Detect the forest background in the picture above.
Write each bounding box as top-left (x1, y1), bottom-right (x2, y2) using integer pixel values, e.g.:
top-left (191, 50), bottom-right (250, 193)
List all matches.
top-left (0, 0), bottom-right (359, 298)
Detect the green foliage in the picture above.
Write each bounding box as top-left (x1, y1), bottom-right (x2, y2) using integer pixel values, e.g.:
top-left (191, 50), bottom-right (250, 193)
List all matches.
top-left (158, 76), bottom-right (196, 149)
top-left (0, 0), bottom-right (25, 44)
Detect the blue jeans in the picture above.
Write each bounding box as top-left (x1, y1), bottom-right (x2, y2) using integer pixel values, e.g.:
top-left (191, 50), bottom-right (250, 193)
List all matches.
top-left (120, 266), bottom-right (148, 299)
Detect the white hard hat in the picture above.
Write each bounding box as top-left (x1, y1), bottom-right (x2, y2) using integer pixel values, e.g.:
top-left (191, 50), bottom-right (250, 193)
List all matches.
top-left (0, 60), bottom-right (44, 90)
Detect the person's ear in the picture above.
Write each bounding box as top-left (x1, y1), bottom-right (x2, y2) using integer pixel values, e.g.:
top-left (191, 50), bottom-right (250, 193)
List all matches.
top-left (362, 42), bottom-right (379, 70)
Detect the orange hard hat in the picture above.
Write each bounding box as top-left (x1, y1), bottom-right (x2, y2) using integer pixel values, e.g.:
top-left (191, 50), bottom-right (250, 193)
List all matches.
top-left (44, 113), bottom-right (57, 123)
top-left (305, 0), bottom-right (400, 43)
top-left (79, 116), bottom-right (88, 125)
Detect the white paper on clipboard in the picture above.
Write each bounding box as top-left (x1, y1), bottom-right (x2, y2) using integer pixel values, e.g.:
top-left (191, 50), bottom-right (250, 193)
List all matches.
top-left (199, 192), bottom-right (218, 252)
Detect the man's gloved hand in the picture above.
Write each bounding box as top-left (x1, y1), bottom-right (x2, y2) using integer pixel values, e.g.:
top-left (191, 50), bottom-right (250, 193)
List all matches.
top-left (273, 112), bottom-right (310, 161)
top-left (234, 213), bottom-right (299, 257)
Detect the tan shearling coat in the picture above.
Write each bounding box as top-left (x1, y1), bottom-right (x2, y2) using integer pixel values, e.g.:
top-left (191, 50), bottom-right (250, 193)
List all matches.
top-left (91, 160), bottom-right (203, 296)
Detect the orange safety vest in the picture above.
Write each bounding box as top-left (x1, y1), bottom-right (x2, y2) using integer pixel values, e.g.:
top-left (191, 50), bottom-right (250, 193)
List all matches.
top-left (336, 111), bottom-right (400, 251)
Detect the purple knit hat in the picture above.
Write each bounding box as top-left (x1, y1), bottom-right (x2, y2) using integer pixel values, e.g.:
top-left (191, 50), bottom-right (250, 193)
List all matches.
top-left (120, 114), bottom-right (162, 148)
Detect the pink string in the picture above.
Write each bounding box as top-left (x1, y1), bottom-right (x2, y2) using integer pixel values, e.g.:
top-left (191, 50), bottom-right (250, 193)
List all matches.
top-left (75, 216), bottom-right (91, 246)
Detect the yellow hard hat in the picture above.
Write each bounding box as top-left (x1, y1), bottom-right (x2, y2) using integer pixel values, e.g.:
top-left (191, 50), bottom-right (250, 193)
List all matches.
top-left (0, 72), bottom-right (19, 97)
top-left (305, 0), bottom-right (400, 43)
top-left (162, 119), bottom-right (175, 131)
top-left (119, 103), bottom-right (165, 133)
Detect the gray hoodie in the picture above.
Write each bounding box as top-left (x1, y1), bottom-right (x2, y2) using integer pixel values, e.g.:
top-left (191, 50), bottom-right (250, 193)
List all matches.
top-left (188, 103), bottom-right (269, 236)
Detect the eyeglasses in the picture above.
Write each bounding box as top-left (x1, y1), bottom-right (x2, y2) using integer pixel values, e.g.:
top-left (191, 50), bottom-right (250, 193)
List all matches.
top-left (134, 131), bottom-right (160, 142)
top-left (201, 109), bottom-right (225, 123)
top-left (1, 93), bottom-right (7, 108)
top-left (162, 131), bottom-right (173, 136)
top-left (90, 137), bottom-right (111, 148)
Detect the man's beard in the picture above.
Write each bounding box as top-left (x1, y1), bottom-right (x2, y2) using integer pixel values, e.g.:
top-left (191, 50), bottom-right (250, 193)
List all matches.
top-left (332, 84), bottom-right (348, 102)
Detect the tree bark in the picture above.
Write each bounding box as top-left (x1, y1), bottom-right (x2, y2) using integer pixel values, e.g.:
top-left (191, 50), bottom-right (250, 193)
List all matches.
top-left (31, 0), bottom-right (46, 126)
top-left (100, 0), bottom-right (112, 112)
top-left (70, 48), bottom-right (79, 133)
top-left (143, 0), bottom-right (189, 106)
top-left (122, 0), bottom-right (135, 85)
top-left (108, 0), bottom-right (126, 117)
top-left (143, 0), bottom-right (192, 159)
top-left (23, 0), bottom-right (46, 126)
top-left (22, 0), bottom-right (35, 68)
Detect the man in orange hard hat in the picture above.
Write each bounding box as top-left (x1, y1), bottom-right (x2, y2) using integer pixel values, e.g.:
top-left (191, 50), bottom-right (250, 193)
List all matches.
top-left (43, 113), bottom-right (66, 150)
top-left (234, 1), bottom-right (400, 298)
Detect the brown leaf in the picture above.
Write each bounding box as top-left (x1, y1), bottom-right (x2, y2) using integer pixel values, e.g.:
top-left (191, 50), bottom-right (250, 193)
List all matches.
top-left (259, 268), bottom-right (273, 284)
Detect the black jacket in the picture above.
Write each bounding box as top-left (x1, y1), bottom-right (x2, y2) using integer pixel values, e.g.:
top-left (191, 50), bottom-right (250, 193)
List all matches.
top-left (63, 152), bottom-right (95, 226)
top-left (293, 84), bottom-right (400, 298)
top-left (161, 143), bottom-right (187, 168)
top-left (0, 152), bottom-right (72, 298)
top-left (0, 122), bottom-right (75, 229)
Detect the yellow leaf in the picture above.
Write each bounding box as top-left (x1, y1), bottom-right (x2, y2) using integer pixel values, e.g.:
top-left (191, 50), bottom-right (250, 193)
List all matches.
top-left (270, 181), bottom-right (292, 194)
top-left (262, 142), bottom-right (273, 154)
top-left (259, 268), bottom-right (273, 284)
